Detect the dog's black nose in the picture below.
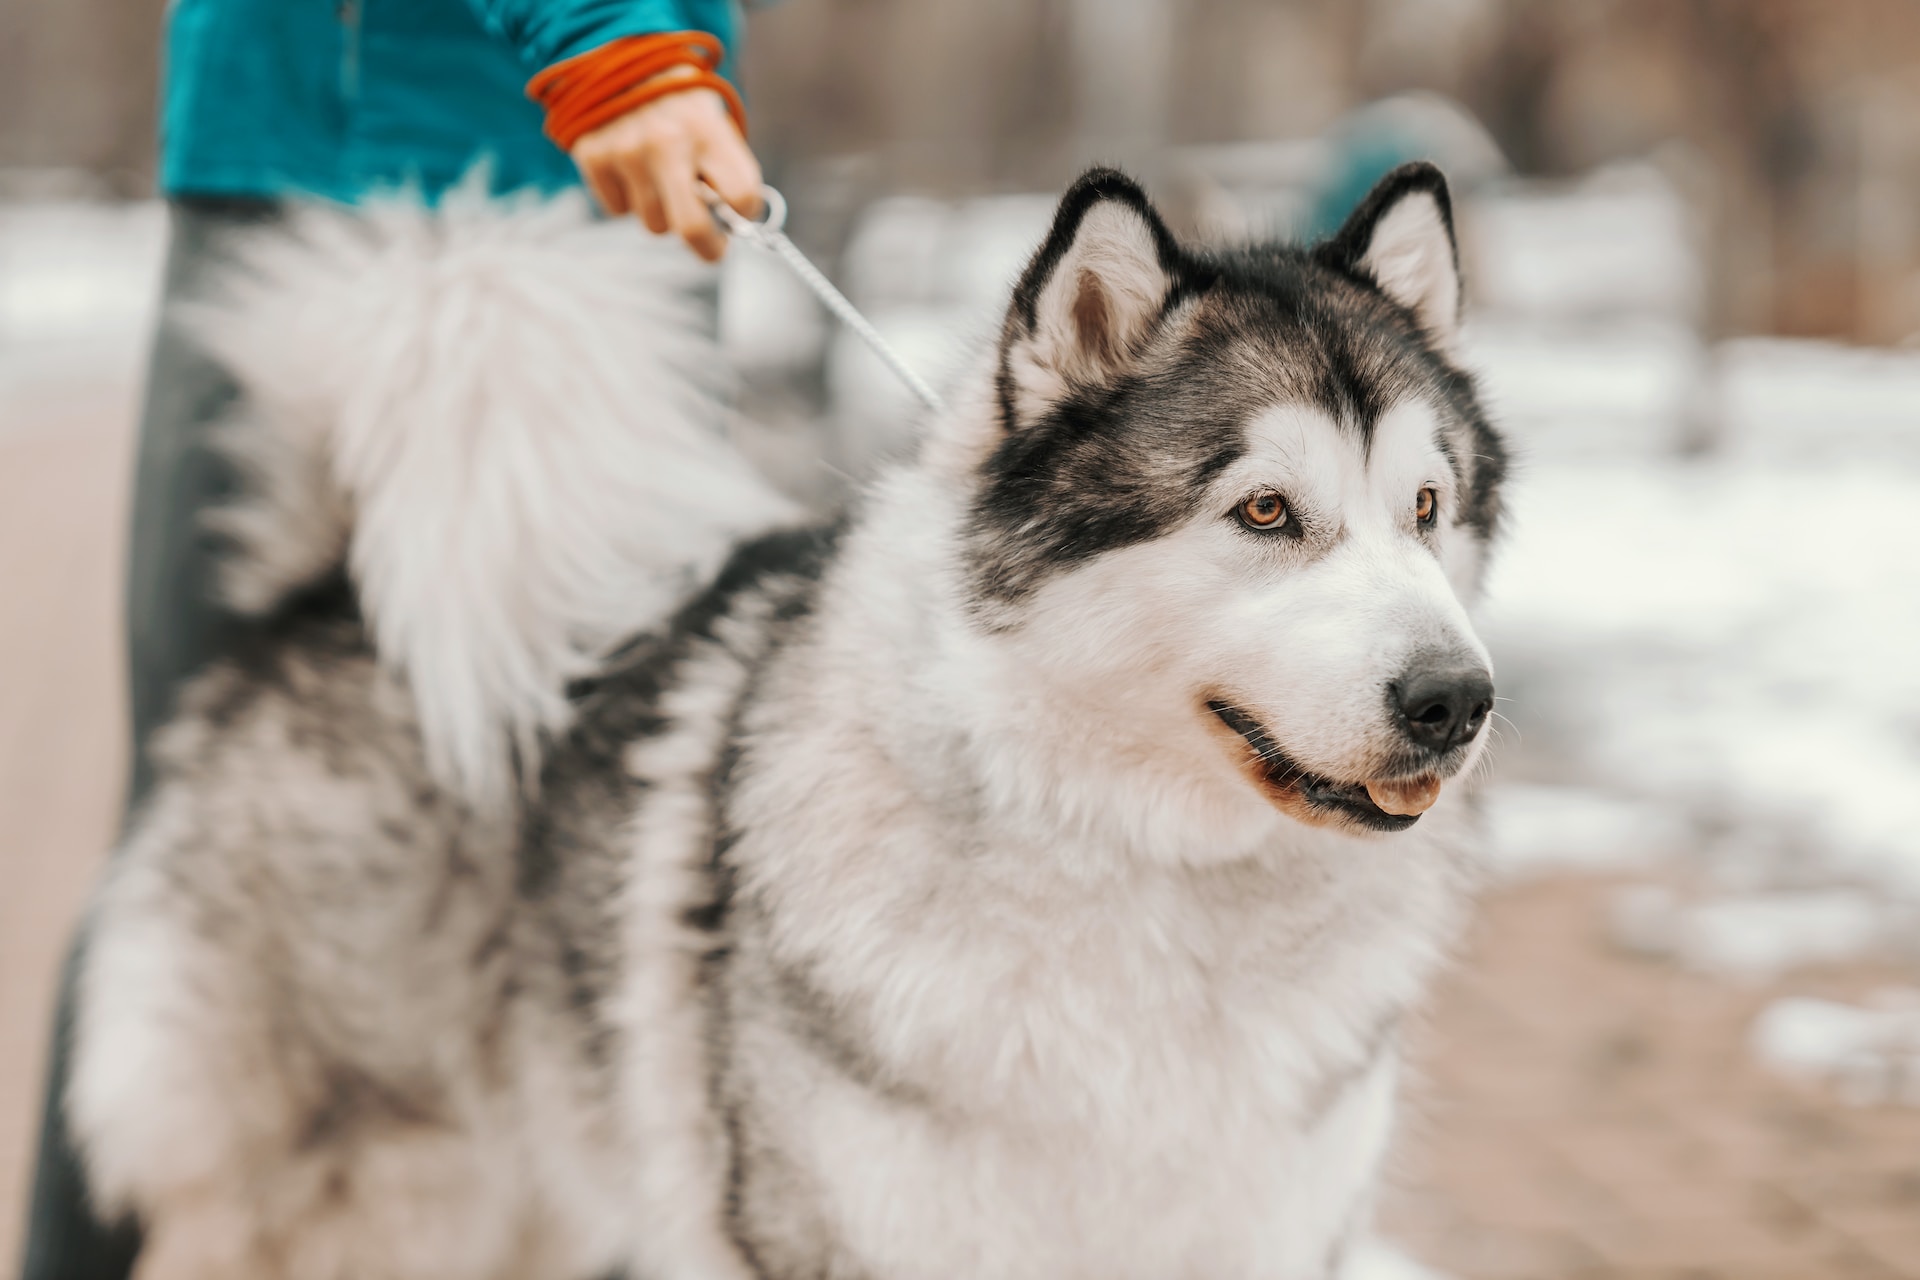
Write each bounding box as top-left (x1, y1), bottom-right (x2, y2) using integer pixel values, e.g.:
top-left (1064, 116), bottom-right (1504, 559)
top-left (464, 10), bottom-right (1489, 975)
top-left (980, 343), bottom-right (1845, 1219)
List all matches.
top-left (1392, 667), bottom-right (1494, 754)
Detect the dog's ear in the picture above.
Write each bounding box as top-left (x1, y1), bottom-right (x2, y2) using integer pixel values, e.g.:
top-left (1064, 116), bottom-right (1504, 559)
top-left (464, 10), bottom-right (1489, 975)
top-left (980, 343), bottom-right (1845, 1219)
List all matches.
top-left (1316, 162), bottom-right (1461, 346)
top-left (998, 168), bottom-right (1182, 428)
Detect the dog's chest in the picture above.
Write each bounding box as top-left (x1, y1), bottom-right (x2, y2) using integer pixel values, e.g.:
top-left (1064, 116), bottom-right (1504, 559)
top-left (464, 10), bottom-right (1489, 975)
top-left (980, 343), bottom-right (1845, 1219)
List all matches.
top-left (739, 837), bottom-right (1444, 1278)
top-left (808, 835), bottom-right (1435, 1100)
top-left (803, 1043), bottom-right (1400, 1280)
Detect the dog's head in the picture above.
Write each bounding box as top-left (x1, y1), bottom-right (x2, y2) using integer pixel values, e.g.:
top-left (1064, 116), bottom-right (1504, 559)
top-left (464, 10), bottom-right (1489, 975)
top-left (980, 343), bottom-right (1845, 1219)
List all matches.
top-left (950, 164), bottom-right (1506, 839)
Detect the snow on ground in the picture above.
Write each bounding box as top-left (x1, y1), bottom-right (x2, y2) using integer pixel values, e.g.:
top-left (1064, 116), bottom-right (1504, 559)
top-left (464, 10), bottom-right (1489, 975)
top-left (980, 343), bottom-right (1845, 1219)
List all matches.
top-left (1340, 1237), bottom-right (1452, 1280)
top-left (1751, 990), bottom-right (1920, 1107)
top-left (1457, 171), bottom-right (1920, 1103)
top-left (1449, 167), bottom-right (1920, 924)
top-left (1478, 447), bottom-right (1920, 893)
top-left (0, 200), bottom-right (164, 346)
top-left (0, 199), bottom-right (165, 441)
top-left (1460, 364), bottom-right (1920, 1101)
top-left (1478, 783), bottom-right (1689, 878)
top-left (1608, 884), bottom-right (1916, 981)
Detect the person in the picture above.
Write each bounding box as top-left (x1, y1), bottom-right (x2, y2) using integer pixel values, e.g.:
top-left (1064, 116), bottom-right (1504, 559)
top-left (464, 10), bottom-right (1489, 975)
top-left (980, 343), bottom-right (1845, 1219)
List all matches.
top-left (18, 3), bottom-right (765, 1275)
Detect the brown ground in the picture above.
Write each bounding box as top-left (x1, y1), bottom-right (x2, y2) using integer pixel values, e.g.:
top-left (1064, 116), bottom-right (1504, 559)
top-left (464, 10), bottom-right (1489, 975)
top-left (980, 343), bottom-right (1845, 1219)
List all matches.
top-left (2, 371), bottom-right (1917, 1279)
top-left (0, 357), bottom-right (137, 1274)
top-left (1388, 875), bottom-right (1920, 1280)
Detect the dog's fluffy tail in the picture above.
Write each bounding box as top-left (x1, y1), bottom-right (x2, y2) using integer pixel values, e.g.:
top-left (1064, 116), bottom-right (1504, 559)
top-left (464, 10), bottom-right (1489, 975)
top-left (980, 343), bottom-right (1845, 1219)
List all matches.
top-left (188, 179), bottom-right (800, 807)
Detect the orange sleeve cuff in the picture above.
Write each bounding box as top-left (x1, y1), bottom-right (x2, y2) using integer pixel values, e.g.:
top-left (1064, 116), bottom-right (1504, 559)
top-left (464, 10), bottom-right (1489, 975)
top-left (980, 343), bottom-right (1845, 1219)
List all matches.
top-left (527, 31), bottom-right (746, 152)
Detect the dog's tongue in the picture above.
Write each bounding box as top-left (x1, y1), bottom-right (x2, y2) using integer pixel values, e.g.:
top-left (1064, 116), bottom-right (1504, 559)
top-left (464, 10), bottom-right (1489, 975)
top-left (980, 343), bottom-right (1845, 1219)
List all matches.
top-left (1364, 775), bottom-right (1441, 817)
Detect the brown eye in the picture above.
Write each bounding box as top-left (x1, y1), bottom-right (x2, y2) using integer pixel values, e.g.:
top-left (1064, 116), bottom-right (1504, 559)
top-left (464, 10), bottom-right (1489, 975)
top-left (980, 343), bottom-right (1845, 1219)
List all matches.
top-left (1416, 486), bottom-right (1438, 526)
top-left (1239, 490), bottom-right (1288, 529)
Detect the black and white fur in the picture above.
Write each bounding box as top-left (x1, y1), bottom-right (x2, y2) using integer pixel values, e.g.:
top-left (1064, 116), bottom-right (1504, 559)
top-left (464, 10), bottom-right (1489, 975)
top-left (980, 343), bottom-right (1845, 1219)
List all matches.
top-left (70, 164), bottom-right (1508, 1280)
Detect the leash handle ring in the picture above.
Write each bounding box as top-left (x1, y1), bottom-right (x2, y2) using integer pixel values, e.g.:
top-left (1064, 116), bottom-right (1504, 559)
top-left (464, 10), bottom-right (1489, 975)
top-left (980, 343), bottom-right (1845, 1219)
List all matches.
top-left (705, 182), bottom-right (788, 242)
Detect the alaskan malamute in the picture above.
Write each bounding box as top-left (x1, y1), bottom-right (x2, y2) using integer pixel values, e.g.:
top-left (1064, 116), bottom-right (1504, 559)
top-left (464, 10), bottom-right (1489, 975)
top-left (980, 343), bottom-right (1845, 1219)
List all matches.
top-left (70, 164), bottom-right (1507, 1280)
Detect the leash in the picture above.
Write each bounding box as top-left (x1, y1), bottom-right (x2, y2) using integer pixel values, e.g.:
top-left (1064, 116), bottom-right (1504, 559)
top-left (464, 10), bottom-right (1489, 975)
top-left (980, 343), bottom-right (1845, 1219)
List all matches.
top-left (705, 183), bottom-right (945, 412)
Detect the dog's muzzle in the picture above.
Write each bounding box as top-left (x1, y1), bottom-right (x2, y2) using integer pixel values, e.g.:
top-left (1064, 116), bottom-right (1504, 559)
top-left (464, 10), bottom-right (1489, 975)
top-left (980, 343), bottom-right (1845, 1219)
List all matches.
top-left (1207, 654), bottom-right (1494, 831)
top-left (1208, 700), bottom-right (1430, 832)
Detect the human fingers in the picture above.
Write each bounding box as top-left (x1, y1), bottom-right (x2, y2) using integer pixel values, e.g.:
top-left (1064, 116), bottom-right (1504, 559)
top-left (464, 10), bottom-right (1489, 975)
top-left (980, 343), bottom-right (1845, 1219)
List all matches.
top-left (631, 171), bottom-right (670, 237)
top-left (578, 152), bottom-right (629, 216)
top-left (646, 133), bottom-right (728, 261)
top-left (692, 112), bottom-right (763, 220)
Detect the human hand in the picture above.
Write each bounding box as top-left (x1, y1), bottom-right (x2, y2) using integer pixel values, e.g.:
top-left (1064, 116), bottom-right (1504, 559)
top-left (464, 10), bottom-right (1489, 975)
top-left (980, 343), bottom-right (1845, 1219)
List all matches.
top-left (571, 65), bottom-right (763, 262)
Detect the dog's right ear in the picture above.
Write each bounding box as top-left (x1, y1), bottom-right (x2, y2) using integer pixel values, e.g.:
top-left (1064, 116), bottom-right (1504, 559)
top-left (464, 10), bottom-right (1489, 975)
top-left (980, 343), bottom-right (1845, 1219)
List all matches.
top-left (1315, 162), bottom-right (1462, 347)
top-left (997, 169), bottom-right (1183, 431)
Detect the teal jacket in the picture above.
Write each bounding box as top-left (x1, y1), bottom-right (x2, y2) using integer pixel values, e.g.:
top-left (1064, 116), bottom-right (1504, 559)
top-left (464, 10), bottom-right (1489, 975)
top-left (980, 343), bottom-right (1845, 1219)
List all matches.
top-left (161, 0), bottom-right (741, 202)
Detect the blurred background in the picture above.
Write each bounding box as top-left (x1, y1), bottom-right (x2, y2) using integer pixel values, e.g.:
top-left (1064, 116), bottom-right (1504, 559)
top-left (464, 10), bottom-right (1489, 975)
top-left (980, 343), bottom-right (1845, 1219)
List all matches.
top-left (5, 1), bottom-right (1920, 1276)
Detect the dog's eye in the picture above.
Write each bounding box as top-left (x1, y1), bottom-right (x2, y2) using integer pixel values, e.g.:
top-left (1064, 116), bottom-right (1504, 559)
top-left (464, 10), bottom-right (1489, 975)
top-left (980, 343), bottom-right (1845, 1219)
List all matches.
top-left (1416, 487), bottom-right (1438, 526)
top-left (1238, 490), bottom-right (1289, 530)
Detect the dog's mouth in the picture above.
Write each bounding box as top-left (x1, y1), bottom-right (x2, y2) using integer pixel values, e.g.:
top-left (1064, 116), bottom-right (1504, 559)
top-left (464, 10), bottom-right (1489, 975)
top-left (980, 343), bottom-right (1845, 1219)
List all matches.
top-left (1205, 700), bottom-right (1435, 833)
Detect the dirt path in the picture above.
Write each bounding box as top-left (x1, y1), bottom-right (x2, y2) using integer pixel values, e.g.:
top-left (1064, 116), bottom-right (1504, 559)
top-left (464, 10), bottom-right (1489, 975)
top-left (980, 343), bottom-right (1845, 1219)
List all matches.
top-left (1388, 873), bottom-right (1920, 1279)
top-left (0, 365), bottom-right (136, 1269)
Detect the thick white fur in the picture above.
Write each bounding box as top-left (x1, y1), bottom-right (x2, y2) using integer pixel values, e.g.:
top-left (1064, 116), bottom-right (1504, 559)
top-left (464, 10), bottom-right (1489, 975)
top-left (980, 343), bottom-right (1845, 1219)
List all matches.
top-left (1355, 192), bottom-right (1460, 344)
top-left (189, 179), bottom-right (799, 804)
top-left (633, 195), bottom-right (1494, 1275)
top-left (618, 615), bottom-right (775, 1280)
top-left (78, 183), bottom-right (1493, 1280)
top-left (677, 388), bottom-right (1487, 1276)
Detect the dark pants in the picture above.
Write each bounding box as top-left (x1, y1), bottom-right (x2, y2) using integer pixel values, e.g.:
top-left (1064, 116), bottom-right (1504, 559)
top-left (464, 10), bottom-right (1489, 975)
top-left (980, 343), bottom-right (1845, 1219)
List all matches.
top-left (18, 197), bottom-right (278, 1280)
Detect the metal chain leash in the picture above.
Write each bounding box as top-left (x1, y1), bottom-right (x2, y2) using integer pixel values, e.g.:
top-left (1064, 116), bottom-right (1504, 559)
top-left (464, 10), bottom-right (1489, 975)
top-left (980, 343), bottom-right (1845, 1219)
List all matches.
top-left (706, 184), bottom-right (945, 412)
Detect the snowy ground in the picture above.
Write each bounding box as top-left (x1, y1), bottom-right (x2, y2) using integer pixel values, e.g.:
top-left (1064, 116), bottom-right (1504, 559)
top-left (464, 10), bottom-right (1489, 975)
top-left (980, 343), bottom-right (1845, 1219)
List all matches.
top-left (1471, 204), bottom-right (1918, 904)
top-left (1479, 440), bottom-right (1920, 894)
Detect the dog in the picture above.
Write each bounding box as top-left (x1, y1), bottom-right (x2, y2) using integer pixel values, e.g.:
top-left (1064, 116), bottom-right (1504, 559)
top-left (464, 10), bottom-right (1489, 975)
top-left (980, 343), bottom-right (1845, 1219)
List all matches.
top-left (69, 162), bottom-right (1508, 1280)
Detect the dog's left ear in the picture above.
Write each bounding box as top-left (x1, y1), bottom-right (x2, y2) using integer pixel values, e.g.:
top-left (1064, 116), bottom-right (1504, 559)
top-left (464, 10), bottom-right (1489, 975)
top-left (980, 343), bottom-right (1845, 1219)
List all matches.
top-left (998, 168), bottom-right (1183, 429)
top-left (1316, 162), bottom-right (1462, 346)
